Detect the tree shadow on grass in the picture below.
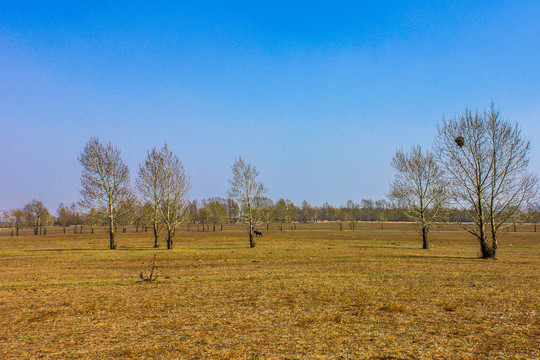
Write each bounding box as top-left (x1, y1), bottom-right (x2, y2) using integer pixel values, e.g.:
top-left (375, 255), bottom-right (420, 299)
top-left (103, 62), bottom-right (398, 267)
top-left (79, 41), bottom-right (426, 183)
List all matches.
top-left (22, 247), bottom-right (169, 252)
top-left (22, 246), bottom-right (250, 252)
top-left (396, 254), bottom-right (477, 261)
top-left (346, 245), bottom-right (421, 251)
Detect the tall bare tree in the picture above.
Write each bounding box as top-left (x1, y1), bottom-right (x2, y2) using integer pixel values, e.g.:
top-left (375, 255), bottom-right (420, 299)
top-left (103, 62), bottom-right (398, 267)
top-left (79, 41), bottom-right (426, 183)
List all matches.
top-left (228, 157), bottom-right (267, 248)
top-left (389, 145), bottom-right (446, 249)
top-left (137, 146), bottom-right (164, 247)
top-left (79, 137), bottom-right (131, 249)
top-left (156, 145), bottom-right (190, 249)
top-left (435, 104), bottom-right (538, 258)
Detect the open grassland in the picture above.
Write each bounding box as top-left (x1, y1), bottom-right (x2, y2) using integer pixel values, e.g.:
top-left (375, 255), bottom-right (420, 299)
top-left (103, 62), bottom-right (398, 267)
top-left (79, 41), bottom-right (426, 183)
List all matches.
top-left (0, 223), bottom-right (539, 359)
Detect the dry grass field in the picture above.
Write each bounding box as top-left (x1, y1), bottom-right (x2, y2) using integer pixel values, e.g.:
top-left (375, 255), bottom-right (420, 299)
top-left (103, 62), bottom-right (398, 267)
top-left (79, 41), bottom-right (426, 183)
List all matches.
top-left (0, 223), bottom-right (539, 359)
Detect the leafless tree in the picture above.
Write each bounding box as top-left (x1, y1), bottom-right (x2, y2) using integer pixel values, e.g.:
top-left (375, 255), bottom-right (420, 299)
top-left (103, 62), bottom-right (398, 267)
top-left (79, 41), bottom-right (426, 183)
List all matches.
top-left (137, 147), bottom-right (164, 247)
top-left (11, 209), bottom-right (25, 236)
top-left (389, 145), bottom-right (447, 249)
top-left (154, 145), bottom-right (190, 249)
top-left (79, 137), bottom-right (131, 249)
top-left (115, 197), bottom-right (135, 233)
top-left (228, 157), bottom-right (267, 247)
top-left (23, 199), bottom-right (49, 235)
top-left (56, 203), bottom-right (69, 234)
top-left (225, 198), bottom-right (239, 224)
top-left (255, 197), bottom-right (274, 230)
top-left (435, 104), bottom-right (538, 258)
top-left (202, 197), bottom-right (228, 231)
top-left (274, 199), bottom-right (288, 231)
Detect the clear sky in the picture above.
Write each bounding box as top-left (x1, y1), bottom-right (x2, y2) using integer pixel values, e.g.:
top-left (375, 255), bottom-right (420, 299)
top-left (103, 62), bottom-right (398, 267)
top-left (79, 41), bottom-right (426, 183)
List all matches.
top-left (1, 0), bottom-right (539, 212)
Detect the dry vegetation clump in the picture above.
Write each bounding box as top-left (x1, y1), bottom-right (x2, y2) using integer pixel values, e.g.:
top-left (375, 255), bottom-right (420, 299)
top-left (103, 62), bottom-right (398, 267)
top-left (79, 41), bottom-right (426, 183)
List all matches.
top-left (0, 223), bottom-right (539, 359)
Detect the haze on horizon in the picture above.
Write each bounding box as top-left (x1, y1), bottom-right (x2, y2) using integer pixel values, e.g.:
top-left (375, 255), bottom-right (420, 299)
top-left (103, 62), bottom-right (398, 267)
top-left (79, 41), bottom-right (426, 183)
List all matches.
top-left (1, 1), bottom-right (539, 212)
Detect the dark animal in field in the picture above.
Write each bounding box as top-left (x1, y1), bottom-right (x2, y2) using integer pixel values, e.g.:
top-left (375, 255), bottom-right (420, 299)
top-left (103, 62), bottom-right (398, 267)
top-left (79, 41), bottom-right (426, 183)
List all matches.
top-left (254, 230), bottom-right (263, 237)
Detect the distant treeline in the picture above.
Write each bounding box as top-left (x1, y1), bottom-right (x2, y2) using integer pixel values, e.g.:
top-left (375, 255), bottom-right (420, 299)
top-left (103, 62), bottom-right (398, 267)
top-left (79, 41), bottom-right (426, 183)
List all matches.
top-left (2, 197), bottom-right (539, 235)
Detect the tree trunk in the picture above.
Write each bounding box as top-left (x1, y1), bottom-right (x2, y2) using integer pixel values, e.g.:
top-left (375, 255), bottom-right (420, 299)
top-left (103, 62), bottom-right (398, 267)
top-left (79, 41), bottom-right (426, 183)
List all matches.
top-left (109, 231), bottom-right (115, 249)
top-left (480, 240), bottom-right (494, 258)
top-left (422, 226), bottom-right (428, 249)
top-left (213, 223), bottom-right (216, 232)
top-left (339, 222), bottom-right (343, 231)
top-left (221, 224), bottom-right (223, 231)
top-left (267, 223), bottom-right (269, 231)
top-left (166, 226), bottom-right (174, 249)
top-left (249, 223), bottom-right (255, 248)
top-left (491, 233), bottom-right (498, 258)
top-left (63, 226), bottom-right (66, 234)
top-left (11, 228), bottom-right (13, 236)
top-left (249, 231), bottom-right (255, 248)
top-left (109, 205), bottom-right (116, 249)
top-left (91, 226), bottom-right (94, 234)
top-left (479, 224), bottom-right (495, 258)
top-left (43, 227), bottom-right (47, 236)
top-left (280, 222), bottom-right (283, 231)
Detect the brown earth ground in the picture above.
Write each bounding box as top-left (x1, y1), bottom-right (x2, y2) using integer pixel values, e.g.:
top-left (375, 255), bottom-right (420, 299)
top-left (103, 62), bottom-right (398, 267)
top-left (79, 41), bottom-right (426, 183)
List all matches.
top-left (0, 222), bottom-right (538, 359)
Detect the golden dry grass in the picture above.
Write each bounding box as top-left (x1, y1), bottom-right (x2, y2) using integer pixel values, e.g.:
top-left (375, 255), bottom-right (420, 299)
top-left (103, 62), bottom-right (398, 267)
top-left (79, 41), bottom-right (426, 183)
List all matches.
top-left (0, 223), bottom-right (539, 359)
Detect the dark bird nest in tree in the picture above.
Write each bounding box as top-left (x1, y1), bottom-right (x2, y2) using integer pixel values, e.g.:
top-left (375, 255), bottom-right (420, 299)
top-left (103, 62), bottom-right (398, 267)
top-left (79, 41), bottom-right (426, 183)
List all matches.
top-left (454, 136), bottom-right (465, 147)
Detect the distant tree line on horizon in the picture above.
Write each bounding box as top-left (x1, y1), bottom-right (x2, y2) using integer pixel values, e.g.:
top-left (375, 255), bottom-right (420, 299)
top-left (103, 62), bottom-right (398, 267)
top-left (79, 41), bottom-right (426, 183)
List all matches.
top-left (3, 197), bottom-right (540, 236)
top-left (1, 103), bottom-right (539, 258)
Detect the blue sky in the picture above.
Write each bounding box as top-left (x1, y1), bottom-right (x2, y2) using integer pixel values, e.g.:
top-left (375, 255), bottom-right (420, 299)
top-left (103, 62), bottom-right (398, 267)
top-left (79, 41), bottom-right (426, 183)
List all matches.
top-left (1, 0), bottom-right (539, 212)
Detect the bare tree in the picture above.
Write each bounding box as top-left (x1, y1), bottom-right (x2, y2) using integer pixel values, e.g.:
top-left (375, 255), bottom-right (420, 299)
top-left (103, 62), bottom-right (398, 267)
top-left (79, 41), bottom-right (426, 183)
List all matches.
top-left (435, 104), bottom-right (538, 258)
top-left (56, 203), bottom-right (69, 234)
top-left (389, 145), bottom-right (446, 249)
top-left (137, 146), bottom-right (164, 247)
top-left (225, 198), bottom-right (239, 224)
top-left (228, 157), bottom-right (267, 248)
top-left (185, 200), bottom-right (200, 231)
top-left (256, 197), bottom-right (274, 230)
top-left (79, 137), bottom-right (131, 249)
top-left (274, 199), bottom-right (288, 231)
top-left (116, 197), bottom-right (135, 233)
top-left (202, 197), bottom-right (228, 231)
top-left (23, 199), bottom-right (49, 235)
top-left (84, 207), bottom-right (103, 234)
top-left (10, 209), bottom-right (25, 236)
top-left (156, 145), bottom-right (190, 249)
top-left (346, 200), bottom-right (359, 231)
